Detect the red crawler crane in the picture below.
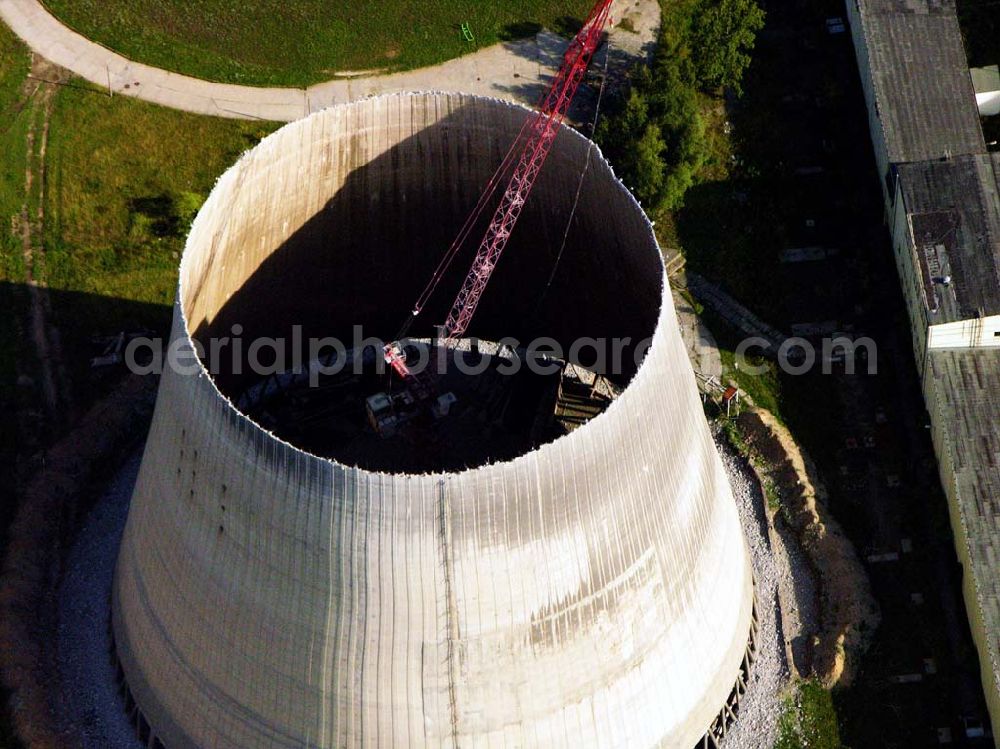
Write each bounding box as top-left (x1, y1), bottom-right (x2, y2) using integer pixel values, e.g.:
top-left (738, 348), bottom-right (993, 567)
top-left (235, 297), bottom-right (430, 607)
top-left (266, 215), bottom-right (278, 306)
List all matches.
top-left (384, 0), bottom-right (614, 378)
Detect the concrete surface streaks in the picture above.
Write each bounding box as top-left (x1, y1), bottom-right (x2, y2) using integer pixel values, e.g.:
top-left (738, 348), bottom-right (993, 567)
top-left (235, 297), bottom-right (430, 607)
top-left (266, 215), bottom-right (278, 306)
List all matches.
top-left (111, 93), bottom-right (755, 748)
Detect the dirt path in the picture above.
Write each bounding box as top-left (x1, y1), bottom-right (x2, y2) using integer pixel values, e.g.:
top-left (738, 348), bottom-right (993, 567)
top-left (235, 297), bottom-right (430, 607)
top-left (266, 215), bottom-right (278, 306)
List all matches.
top-left (0, 373), bottom-right (157, 749)
top-left (738, 407), bottom-right (881, 688)
top-left (0, 0), bottom-right (660, 121)
top-left (17, 54), bottom-right (72, 421)
top-left (0, 55), bottom-right (154, 749)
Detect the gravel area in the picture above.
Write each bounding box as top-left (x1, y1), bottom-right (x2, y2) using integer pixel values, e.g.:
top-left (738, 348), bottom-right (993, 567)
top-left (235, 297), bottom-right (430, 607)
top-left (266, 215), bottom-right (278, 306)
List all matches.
top-left (715, 433), bottom-right (793, 749)
top-left (56, 450), bottom-right (143, 749)
top-left (773, 513), bottom-right (821, 677)
top-left (53, 434), bottom-right (809, 749)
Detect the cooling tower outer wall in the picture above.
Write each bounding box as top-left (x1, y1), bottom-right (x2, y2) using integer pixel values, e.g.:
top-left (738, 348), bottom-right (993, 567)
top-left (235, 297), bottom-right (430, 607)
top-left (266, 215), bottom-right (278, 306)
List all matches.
top-left (111, 93), bottom-right (754, 749)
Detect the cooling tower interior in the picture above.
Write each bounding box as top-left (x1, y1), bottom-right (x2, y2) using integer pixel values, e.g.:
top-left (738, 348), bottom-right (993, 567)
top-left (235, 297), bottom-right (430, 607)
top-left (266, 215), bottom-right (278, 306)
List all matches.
top-left (112, 93), bottom-right (755, 749)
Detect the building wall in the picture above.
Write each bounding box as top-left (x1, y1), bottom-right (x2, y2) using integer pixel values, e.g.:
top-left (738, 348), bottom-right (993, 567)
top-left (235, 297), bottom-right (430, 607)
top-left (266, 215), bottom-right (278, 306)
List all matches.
top-left (112, 94), bottom-right (755, 749)
top-left (846, 0), bottom-right (893, 209)
top-left (927, 315), bottom-right (1000, 349)
top-left (888, 180), bottom-right (931, 363)
top-left (922, 356), bottom-right (1000, 741)
top-left (976, 91), bottom-right (1000, 118)
top-left (847, 2), bottom-right (1000, 736)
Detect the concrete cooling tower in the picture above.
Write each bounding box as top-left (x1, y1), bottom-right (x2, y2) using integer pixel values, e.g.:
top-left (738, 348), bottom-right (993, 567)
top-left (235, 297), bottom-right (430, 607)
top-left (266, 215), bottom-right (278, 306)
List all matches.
top-left (111, 92), bottom-right (756, 749)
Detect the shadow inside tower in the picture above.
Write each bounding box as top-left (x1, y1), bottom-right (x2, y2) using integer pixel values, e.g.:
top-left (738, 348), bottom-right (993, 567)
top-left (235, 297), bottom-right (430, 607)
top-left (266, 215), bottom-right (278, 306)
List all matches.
top-left (189, 102), bottom-right (663, 470)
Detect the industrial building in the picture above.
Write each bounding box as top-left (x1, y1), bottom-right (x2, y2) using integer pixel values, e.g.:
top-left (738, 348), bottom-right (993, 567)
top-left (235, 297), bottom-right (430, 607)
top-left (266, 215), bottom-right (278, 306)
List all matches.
top-left (846, 0), bottom-right (1000, 737)
top-left (111, 93), bottom-right (757, 748)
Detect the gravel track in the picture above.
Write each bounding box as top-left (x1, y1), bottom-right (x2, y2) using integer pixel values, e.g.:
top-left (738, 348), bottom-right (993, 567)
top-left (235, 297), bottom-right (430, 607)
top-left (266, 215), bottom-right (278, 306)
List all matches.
top-left (56, 451), bottom-right (143, 749)
top-left (55, 434), bottom-right (808, 749)
top-left (716, 434), bottom-right (794, 749)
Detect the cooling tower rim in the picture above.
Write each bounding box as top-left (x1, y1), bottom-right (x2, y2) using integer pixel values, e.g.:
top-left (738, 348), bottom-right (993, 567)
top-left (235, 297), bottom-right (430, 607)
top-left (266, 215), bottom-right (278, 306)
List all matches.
top-left (177, 91), bottom-right (671, 479)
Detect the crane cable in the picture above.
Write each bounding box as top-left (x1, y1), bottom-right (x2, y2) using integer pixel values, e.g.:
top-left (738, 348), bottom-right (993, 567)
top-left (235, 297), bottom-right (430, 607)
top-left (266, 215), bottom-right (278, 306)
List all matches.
top-left (531, 34), bottom-right (612, 320)
top-left (392, 110), bottom-right (540, 343)
top-left (393, 10), bottom-right (610, 345)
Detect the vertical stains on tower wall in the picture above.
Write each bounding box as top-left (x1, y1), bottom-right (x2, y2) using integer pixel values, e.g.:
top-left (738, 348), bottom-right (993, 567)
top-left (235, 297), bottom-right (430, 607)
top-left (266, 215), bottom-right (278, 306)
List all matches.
top-left (112, 94), bottom-right (754, 749)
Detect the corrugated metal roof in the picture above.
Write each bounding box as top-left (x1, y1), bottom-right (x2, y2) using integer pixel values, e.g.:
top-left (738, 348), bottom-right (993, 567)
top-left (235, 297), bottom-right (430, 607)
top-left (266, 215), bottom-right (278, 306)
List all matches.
top-left (898, 156), bottom-right (1000, 321)
top-left (857, 0), bottom-right (984, 162)
top-left (928, 349), bottom-right (1000, 706)
top-left (861, 0), bottom-right (954, 15)
top-left (854, 0), bottom-right (1000, 722)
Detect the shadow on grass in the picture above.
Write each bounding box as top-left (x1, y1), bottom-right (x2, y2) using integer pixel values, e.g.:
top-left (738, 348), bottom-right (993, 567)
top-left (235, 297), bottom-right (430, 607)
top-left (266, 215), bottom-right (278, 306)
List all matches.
top-left (477, 14), bottom-right (582, 44)
top-left (0, 684), bottom-right (22, 749)
top-left (957, 0), bottom-right (1000, 68)
top-left (498, 21), bottom-right (544, 41)
top-left (0, 280), bottom-right (170, 749)
top-left (0, 279), bottom-right (170, 467)
top-left (552, 15), bottom-right (585, 37)
top-left (129, 192), bottom-right (204, 240)
top-left (675, 179), bottom-right (785, 320)
top-left (129, 195), bottom-right (180, 238)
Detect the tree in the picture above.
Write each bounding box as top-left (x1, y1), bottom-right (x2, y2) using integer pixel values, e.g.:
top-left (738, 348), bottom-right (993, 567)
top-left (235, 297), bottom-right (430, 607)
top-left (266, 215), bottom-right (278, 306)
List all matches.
top-left (660, 108), bottom-right (707, 210)
top-left (598, 52), bottom-right (707, 211)
top-left (594, 0), bottom-right (760, 211)
top-left (624, 123), bottom-right (667, 207)
top-left (689, 0), bottom-right (766, 95)
top-left (596, 83), bottom-right (651, 157)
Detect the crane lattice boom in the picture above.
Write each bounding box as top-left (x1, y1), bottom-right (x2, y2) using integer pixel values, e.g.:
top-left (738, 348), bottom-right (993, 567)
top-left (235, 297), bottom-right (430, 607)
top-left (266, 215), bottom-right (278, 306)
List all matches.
top-left (444, 0), bottom-right (613, 338)
top-left (386, 0), bottom-right (614, 378)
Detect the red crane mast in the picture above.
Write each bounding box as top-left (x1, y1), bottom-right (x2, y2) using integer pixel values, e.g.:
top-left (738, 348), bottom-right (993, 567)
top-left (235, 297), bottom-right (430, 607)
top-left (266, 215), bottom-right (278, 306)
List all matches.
top-left (385, 0), bottom-right (614, 378)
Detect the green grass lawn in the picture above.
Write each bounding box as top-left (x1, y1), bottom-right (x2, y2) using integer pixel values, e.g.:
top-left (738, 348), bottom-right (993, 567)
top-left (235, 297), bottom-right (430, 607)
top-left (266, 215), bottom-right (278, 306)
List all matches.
top-left (43, 84), bottom-right (275, 319)
top-left (40, 83), bottom-right (279, 399)
top-left (775, 680), bottom-right (844, 749)
top-left (0, 24), bottom-right (30, 749)
top-left (0, 20), bottom-right (31, 282)
top-left (41, 0), bottom-right (594, 87)
top-left (1, 17), bottom-right (277, 349)
top-left (0, 16), bottom-right (280, 743)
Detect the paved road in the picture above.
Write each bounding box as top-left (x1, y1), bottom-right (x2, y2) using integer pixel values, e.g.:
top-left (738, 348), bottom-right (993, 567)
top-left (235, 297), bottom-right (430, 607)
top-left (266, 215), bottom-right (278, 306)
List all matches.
top-left (0, 0), bottom-right (659, 121)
